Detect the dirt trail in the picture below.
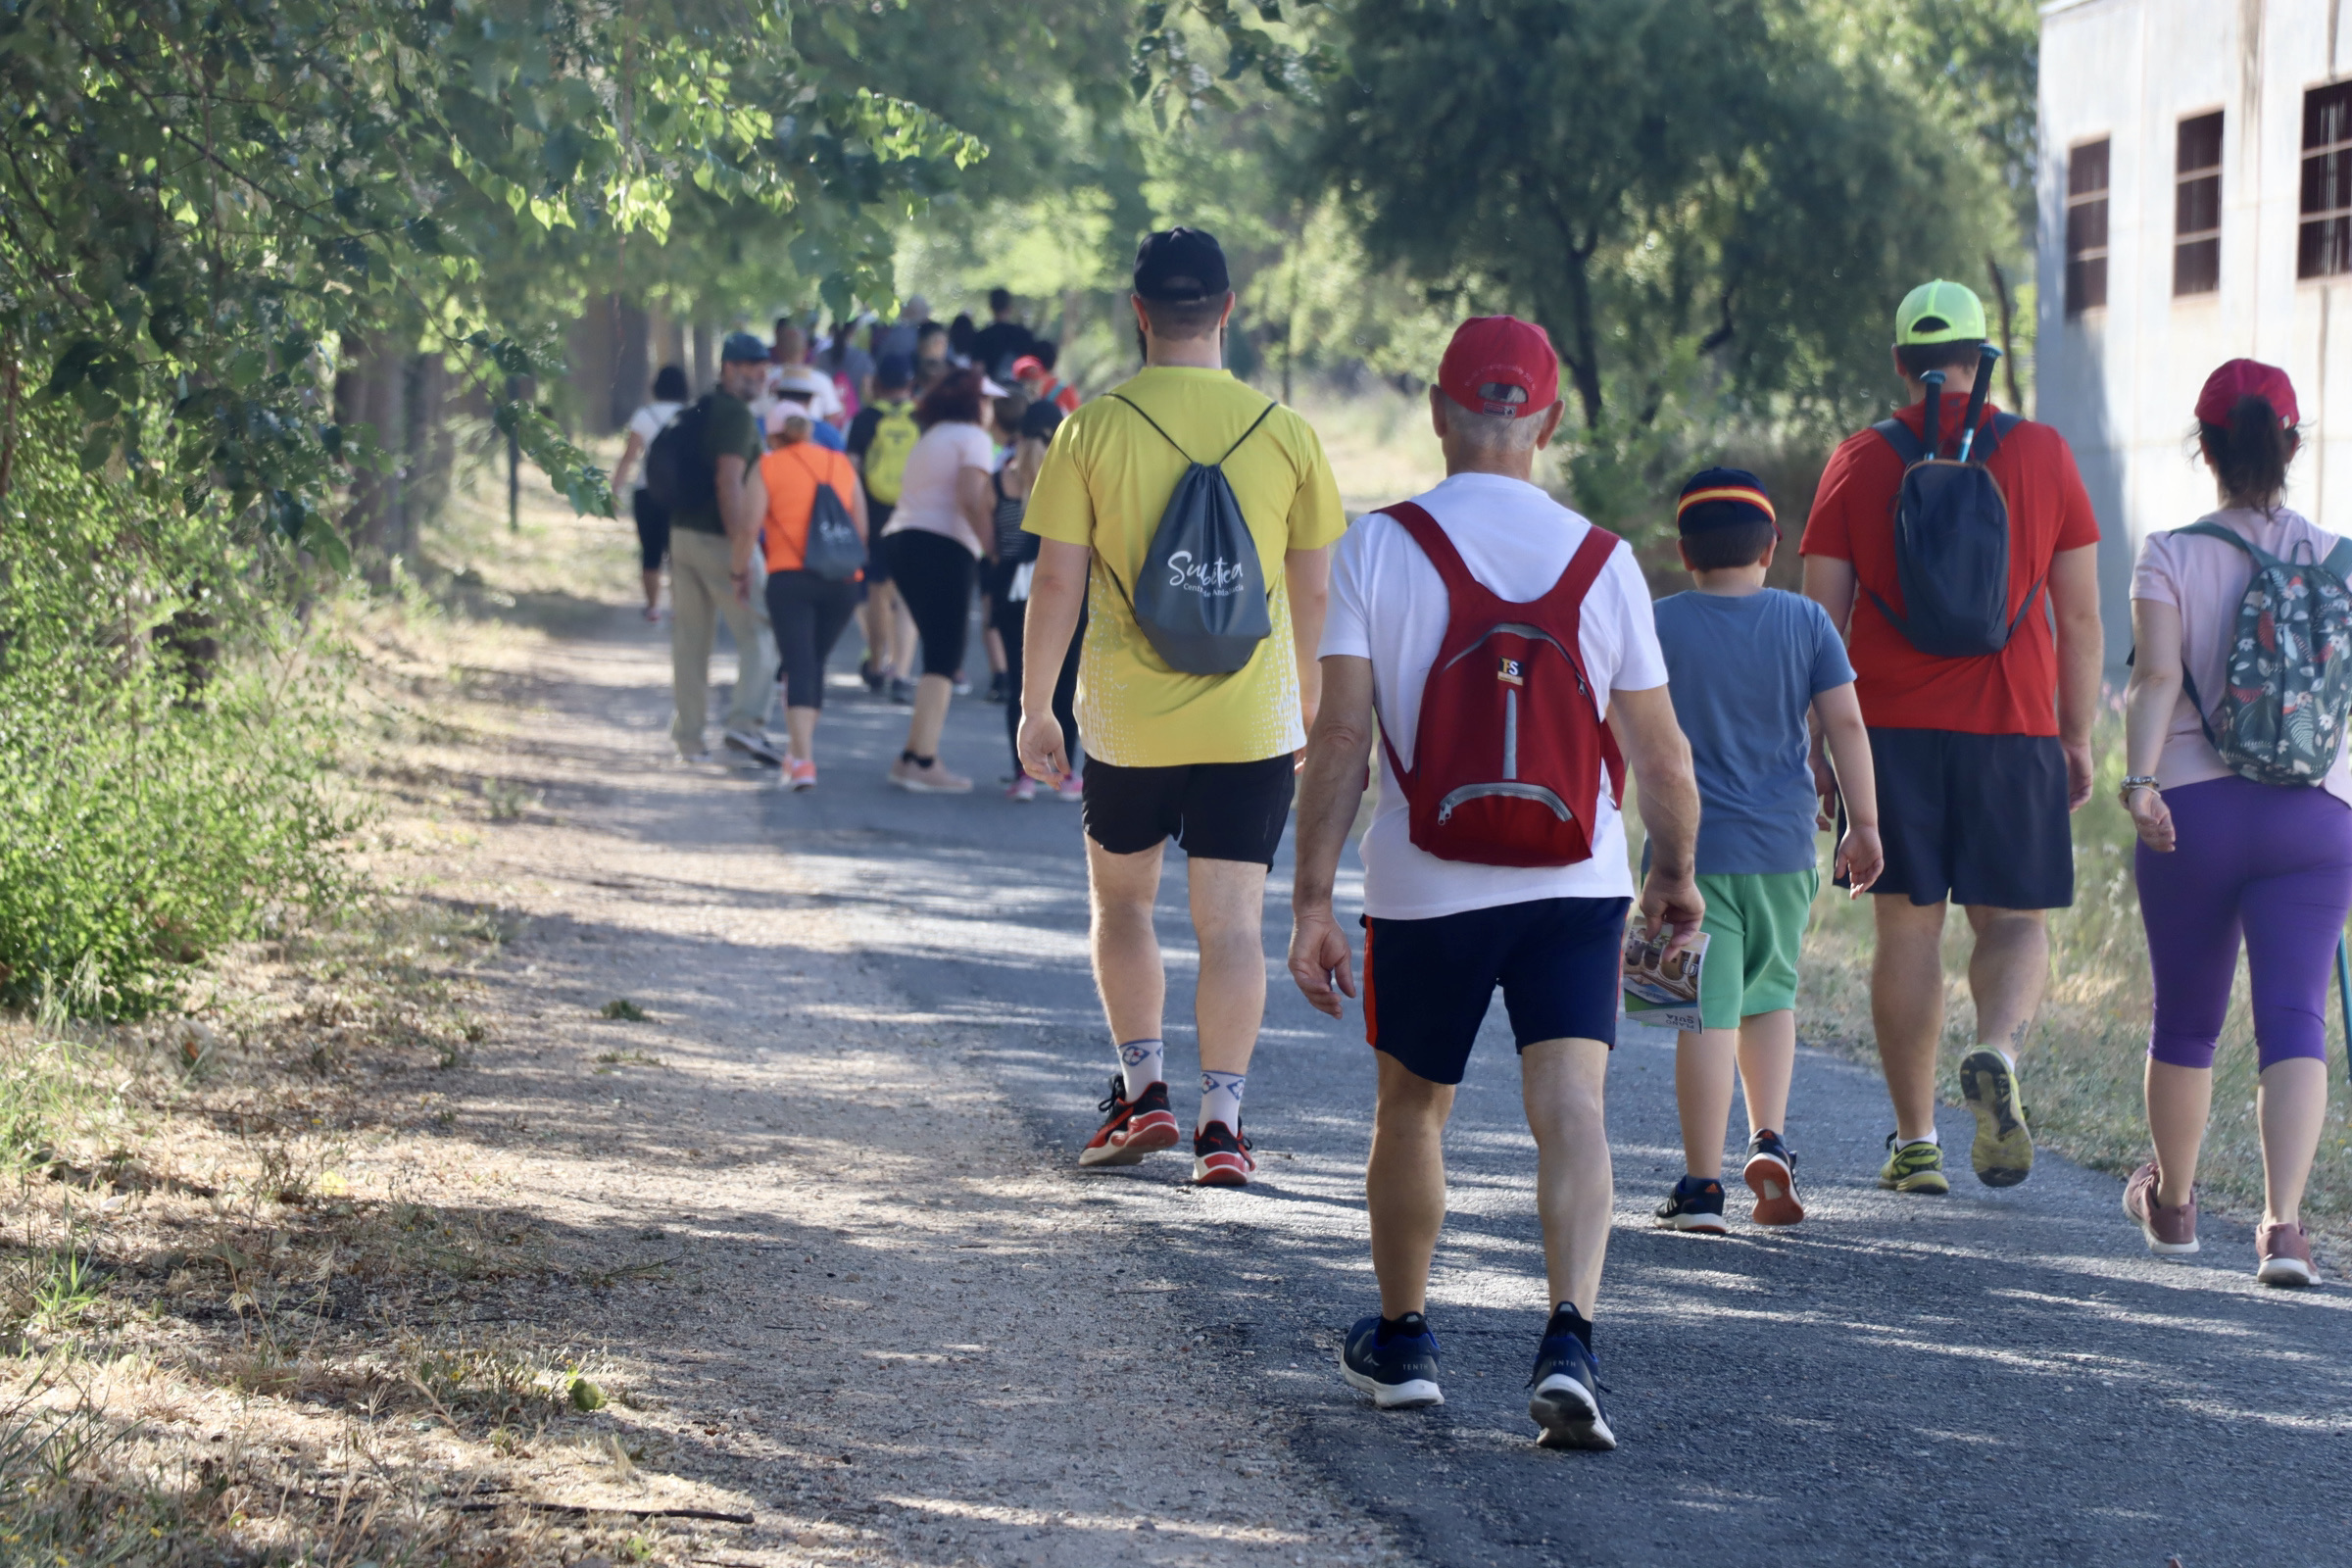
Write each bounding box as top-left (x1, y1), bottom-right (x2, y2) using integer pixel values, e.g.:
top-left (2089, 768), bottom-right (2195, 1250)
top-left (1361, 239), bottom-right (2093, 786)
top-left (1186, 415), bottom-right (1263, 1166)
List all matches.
top-left (383, 603), bottom-right (1400, 1567)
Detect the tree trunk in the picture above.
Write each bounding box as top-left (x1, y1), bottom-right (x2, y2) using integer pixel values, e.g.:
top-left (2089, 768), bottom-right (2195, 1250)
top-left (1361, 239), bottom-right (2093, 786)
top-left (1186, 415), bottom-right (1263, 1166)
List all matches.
top-left (335, 331), bottom-right (407, 572)
top-left (402, 352), bottom-right (454, 551)
top-left (612, 297), bottom-right (651, 429)
top-left (690, 323), bottom-right (713, 396)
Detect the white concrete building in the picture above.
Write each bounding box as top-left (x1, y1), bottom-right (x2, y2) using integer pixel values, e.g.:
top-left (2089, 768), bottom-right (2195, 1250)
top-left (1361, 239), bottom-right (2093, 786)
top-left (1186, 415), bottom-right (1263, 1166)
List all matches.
top-left (2035, 0), bottom-right (2352, 655)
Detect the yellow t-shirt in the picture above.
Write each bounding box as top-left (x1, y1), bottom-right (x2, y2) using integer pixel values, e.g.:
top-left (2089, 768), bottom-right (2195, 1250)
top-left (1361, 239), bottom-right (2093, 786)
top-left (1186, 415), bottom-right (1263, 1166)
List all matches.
top-left (1022, 367), bottom-right (1348, 766)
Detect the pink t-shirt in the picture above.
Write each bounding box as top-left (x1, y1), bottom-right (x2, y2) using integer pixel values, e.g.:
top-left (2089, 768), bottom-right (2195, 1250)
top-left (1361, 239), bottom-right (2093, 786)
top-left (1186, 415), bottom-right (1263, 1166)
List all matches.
top-left (2131, 506), bottom-right (2352, 805)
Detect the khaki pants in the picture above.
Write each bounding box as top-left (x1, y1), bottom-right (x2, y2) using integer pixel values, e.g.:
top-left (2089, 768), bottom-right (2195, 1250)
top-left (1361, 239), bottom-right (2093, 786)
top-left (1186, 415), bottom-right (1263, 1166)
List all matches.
top-left (668, 527), bottom-right (766, 753)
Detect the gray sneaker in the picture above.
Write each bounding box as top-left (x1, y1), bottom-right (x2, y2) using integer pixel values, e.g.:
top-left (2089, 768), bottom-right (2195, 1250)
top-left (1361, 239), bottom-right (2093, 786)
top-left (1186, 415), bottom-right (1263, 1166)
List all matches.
top-left (2122, 1161), bottom-right (2199, 1256)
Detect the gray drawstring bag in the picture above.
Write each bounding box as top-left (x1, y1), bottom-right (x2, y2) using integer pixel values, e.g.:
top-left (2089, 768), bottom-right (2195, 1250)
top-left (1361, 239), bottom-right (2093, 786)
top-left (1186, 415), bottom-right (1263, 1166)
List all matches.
top-left (1102, 395), bottom-right (1277, 675)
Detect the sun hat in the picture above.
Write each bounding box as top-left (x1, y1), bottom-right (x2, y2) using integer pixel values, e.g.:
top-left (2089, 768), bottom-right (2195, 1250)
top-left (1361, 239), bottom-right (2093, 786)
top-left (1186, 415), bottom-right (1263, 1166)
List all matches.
top-left (1437, 316), bottom-right (1559, 419)
top-left (1133, 227), bottom-right (1231, 303)
top-left (1676, 467), bottom-right (1778, 536)
top-left (1893, 280), bottom-right (1988, 345)
top-left (720, 330), bottom-right (769, 363)
top-left (2195, 359), bottom-right (2298, 428)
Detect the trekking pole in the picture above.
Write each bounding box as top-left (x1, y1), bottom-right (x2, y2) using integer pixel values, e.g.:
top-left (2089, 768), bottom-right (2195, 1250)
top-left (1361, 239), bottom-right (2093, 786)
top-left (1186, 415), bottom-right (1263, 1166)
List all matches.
top-left (1920, 370), bottom-right (1943, 457)
top-left (2337, 933), bottom-right (2351, 1085)
top-left (1955, 344), bottom-right (2003, 462)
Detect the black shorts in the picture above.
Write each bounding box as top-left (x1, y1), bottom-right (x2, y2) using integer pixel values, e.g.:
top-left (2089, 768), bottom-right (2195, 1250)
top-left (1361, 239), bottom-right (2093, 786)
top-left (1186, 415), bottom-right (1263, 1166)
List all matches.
top-left (1363, 897), bottom-right (1630, 1086)
top-left (863, 501), bottom-right (895, 583)
top-left (1082, 754), bottom-right (1296, 866)
top-left (1853, 728), bottom-right (2074, 909)
top-left (631, 490), bottom-right (670, 572)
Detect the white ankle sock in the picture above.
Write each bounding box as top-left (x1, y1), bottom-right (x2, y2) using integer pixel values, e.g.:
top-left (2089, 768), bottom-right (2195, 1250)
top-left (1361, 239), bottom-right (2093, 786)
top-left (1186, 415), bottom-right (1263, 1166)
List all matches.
top-left (1117, 1039), bottom-right (1164, 1099)
top-left (1904, 1128), bottom-right (1940, 1147)
top-left (1199, 1070), bottom-right (1246, 1133)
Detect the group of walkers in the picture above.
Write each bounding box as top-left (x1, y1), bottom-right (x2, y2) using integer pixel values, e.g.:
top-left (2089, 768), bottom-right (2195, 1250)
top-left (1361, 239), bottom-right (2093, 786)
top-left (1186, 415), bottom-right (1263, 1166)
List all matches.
top-left (615, 292), bottom-right (1087, 796)
top-left (626, 227), bottom-right (2338, 1453)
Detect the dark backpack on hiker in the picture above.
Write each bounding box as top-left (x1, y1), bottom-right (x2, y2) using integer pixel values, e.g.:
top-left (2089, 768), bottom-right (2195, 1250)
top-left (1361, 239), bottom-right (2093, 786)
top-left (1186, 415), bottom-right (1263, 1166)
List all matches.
top-left (1102, 394), bottom-right (1277, 675)
top-left (792, 451), bottom-right (865, 582)
top-left (644, 395), bottom-right (716, 516)
top-left (2170, 518), bottom-right (2352, 786)
top-left (1867, 361), bottom-right (2036, 659)
top-left (1375, 503), bottom-right (1627, 868)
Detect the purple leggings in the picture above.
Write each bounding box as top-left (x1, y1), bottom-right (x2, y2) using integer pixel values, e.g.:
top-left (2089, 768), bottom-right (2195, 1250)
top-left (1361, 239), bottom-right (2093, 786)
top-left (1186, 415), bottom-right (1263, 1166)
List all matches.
top-left (2135, 775), bottom-right (2352, 1071)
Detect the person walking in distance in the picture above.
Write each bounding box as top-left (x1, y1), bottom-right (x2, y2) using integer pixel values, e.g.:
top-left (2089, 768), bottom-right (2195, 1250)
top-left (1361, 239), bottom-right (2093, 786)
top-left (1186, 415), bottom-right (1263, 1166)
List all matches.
top-left (1020, 227), bottom-right (1347, 1186)
top-left (846, 353), bottom-right (921, 698)
top-left (610, 365), bottom-right (690, 622)
top-left (660, 332), bottom-right (774, 762)
top-left (1649, 469), bottom-right (1883, 1234)
top-left (992, 398), bottom-right (1082, 802)
top-left (1801, 280), bottom-right (2103, 1194)
top-left (1289, 315), bottom-right (1703, 1446)
top-left (2120, 361), bottom-right (2343, 1287)
top-left (758, 410), bottom-right (867, 791)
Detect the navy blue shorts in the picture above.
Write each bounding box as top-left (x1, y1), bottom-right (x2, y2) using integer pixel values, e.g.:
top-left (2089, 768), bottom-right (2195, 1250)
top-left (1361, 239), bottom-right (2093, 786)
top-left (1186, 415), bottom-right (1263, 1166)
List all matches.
top-left (1848, 728), bottom-right (2074, 909)
top-left (1362, 896), bottom-right (1631, 1086)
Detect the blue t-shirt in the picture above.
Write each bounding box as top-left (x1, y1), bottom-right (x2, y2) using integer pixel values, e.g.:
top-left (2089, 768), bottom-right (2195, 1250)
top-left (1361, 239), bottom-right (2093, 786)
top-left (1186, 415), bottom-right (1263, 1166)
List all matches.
top-left (1653, 588), bottom-right (1855, 875)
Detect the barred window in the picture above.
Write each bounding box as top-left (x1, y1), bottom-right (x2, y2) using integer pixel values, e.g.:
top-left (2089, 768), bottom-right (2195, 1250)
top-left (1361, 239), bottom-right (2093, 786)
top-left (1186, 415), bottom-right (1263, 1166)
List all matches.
top-left (2174, 112), bottom-right (2223, 296)
top-left (2066, 139), bottom-right (2111, 314)
top-left (2302, 82), bottom-right (2352, 279)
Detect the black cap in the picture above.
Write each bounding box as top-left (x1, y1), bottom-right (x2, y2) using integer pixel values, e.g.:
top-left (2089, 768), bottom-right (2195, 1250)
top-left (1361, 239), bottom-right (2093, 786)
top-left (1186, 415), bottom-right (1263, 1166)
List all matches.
top-left (1019, 399), bottom-right (1065, 443)
top-left (1133, 227), bottom-right (1231, 303)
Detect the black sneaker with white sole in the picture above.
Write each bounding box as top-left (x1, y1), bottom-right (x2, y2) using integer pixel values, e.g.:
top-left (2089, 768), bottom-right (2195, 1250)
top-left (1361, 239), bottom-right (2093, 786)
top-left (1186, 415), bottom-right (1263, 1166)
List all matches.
top-left (1653, 1175), bottom-right (1728, 1234)
top-left (1341, 1312), bottom-right (1443, 1410)
top-left (1527, 1305), bottom-right (1615, 1450)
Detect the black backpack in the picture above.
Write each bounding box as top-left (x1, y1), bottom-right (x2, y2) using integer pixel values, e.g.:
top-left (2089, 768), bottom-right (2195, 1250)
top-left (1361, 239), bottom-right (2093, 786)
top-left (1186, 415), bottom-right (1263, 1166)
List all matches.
top-left (643, 395), bottom-right (715, 516)
top-left (1103, 394), bottom-right (1277, 675)
top-left (1866, 366), bottom-right (2037, 659)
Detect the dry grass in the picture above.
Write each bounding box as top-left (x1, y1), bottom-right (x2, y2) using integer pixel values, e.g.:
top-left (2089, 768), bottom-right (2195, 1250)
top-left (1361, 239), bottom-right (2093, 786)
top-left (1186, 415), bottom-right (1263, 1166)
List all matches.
top-left (1797, 713), bottom-right (2352, 1249)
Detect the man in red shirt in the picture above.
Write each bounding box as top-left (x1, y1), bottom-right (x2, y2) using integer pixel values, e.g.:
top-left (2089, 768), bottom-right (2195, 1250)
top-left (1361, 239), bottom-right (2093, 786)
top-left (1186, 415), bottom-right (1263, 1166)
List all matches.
top-left (1801, 280), bottom-right (2104, 1198)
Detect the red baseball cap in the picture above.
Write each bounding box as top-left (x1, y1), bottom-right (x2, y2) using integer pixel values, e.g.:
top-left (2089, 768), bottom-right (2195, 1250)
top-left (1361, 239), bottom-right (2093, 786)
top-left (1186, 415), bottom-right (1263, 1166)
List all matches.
top-left (2195, 359), bottom-right (2298, 427)
top-left (1009, 355), bottom-right (1048, 380)
top-left (1438, 316), bottom-right (1559, 419)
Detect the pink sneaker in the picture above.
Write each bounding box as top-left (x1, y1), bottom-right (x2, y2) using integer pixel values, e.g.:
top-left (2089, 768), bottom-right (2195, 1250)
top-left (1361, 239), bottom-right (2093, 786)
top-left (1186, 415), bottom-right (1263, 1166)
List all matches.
top-left (2256, 1221), bottom-right (2320, 1287)
top-left (786, 759), bottom-right (816, 792)
top-left (2122, 1162), bottom-right (2198, 1256)
top-left (1005, 775), bottom-right (1037, 802)
top-left (1054, 771), bottom-right (1083, 803)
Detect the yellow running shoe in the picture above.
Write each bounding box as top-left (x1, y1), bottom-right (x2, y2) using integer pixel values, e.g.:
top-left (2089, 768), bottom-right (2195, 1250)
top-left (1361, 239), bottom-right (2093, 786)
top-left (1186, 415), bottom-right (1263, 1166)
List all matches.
top-left (1878, 1134), bottom-right (1950, 1194)
top-left (1959, 1049), bottom-right (2034, 1188)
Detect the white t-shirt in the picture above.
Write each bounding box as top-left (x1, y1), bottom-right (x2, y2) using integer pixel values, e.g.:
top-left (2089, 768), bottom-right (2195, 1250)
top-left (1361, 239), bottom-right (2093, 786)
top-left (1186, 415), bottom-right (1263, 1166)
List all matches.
top-left (624, 401), bottom-right (684, 495)
top-left (1319, 471), bottom-right (1668, 920)
top-left (882, 421), bottom-right (996, 558)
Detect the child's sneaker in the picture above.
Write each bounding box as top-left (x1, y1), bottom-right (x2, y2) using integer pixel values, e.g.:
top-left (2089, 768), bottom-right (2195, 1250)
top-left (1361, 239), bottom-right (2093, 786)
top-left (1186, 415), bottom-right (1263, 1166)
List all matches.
top-left (1340, 1312), bottom-right (1443, 1409)
top-left (1652, 1176), bottom-right (1727, 1234)
top-left (1878, 1134), bottom-right (1950, 1194)
top-left (1527, 1306), bottom-right (1615, 1450)
top-left (1742, 1130), bottom-right (1804, 1226)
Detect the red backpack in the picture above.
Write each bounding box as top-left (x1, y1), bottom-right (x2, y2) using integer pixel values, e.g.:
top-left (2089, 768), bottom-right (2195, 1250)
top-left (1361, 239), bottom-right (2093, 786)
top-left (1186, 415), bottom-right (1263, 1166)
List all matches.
top-left (1377, 502), bottom-right (1627, 867)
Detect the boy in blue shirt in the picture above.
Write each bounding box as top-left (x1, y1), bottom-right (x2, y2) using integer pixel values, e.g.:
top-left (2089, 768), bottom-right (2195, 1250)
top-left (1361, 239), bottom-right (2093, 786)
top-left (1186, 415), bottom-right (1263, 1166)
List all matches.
top-left (1650, 469), bottom-right (1883, 1231)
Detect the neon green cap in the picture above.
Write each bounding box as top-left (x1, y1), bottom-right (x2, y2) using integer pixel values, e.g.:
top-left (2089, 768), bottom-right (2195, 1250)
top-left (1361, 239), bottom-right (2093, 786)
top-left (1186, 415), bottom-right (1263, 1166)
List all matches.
top-left (1893, 279), bottom-right (1987, 345)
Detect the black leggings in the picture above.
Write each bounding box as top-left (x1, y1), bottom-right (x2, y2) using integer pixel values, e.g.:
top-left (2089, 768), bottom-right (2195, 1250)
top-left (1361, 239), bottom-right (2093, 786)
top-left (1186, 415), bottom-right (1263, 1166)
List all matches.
top-left (883, 529), bottom-right (977, 678)
top-left (632, 490), bottom-right (670, 572)
top-left (996, 595), bottom-right (1082, 770)
top-left (765, 570), bottom-right (861, 710)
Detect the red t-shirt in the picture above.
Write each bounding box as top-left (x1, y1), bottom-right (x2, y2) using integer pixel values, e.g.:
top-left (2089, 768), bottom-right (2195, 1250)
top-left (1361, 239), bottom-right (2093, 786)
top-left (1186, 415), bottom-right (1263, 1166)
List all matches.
top-left (1798, 401), bottom-right (2099, 736)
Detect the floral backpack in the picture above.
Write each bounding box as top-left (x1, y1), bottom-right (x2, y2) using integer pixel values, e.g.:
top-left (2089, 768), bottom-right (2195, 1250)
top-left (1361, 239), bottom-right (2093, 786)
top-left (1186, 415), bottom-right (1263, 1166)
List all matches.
top-left (2174, 517), bottom-right (2352, 785)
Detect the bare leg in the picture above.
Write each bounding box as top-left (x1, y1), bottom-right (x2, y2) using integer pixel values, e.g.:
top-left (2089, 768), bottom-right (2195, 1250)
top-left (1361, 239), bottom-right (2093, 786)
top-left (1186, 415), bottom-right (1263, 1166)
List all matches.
top-left (903, 673), bottom-right (953, 759)
top-left (2256, 1056), bottom-right (2328, 1226)
top-left (1962, 906), bottom-right (2049, 1058)
top-left (983, 618), bottom-right (1007, 677)
top-left (1366, 1053), bottom-right (1454, 1318)
top-left (1187, 858), bottom-right (1271, 1077)
top-left (862, 581), bottom-right (899, 674)
top-left (1523, 1038), bottom-right (1612, 1317)
top-left (1085, 839), bottom-right (1166, 1048)
top-left (892, 597), bottom-right (918, 682)
top-left (642, 566), bottom-right (662, 614)
top-left (784, 707), bottom-right (817, 765)
top-left (1872, 897), bottom-right (1949, 1142)
top-left (2145, 1058), bottom-right (2212, 1209)
top-left (1736, 1008), bottom-right (1797, 1138)
top-left (1673, 1028), bottom-right (1738, 1180)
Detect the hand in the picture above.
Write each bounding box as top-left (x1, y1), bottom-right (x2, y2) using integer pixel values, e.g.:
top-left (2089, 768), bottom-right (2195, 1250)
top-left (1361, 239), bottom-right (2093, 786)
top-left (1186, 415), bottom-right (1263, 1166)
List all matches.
top-left (1809, 736), bottom-right (1838, 830)
top-left (1288, 906), bottom-right (1357, 1019)
top-left (1836, 822), bottom-right (1885, 897)
top-left (2127, 785), bottom-right (2176, 853)
top-left (1016, 705), bottom-right (1069, 785)
top-left (1639, 867), bottom-right (1706, 959)
top-left (2063, 738), bottom-right (2094, 811)
top-left (731, 568), bottom-right (752, 605)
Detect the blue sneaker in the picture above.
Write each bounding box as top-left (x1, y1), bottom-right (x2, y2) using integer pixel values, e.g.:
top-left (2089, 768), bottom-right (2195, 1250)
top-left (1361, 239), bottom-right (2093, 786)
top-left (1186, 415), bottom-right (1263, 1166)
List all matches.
top-left (1340, 1312), bottom-right (1443, 1410)
top-left (1653, 1175), bottom-right (1728, 1234)
top-left (1528, 1307), bottom-right (1615, 1450)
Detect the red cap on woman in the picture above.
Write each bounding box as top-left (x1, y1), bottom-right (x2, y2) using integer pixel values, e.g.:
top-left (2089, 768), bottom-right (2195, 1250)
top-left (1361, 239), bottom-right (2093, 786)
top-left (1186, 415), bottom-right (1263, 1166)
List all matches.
top-left (2195, 359), bottom-right (2297, 427)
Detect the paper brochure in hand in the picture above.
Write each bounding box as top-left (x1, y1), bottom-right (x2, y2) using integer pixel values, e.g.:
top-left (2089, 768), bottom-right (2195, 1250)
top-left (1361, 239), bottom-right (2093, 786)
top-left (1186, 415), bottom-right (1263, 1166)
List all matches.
top-left (1621, 920), bottom-right (1707, 1034)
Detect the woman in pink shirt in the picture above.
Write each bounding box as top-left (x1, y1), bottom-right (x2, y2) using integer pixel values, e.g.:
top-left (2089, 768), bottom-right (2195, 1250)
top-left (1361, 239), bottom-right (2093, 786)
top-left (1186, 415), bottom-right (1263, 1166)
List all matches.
top-left (2121, 360), bottom-right (2339, 1286)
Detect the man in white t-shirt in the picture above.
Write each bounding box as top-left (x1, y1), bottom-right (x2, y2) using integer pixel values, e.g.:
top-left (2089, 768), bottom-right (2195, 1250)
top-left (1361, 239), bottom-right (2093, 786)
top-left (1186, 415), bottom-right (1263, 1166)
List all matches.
top-left (1289, 315), bottom-right (1701, 1450)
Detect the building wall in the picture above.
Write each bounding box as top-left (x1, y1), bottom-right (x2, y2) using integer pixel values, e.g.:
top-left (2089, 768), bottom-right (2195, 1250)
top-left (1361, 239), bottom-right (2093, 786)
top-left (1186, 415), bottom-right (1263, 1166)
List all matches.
top-left (2036, 0), bottom-right (2350, 668)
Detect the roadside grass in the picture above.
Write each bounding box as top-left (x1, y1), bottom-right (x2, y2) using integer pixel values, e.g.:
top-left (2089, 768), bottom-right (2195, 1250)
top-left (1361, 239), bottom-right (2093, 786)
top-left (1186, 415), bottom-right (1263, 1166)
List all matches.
top-left (1798, 714), bottom-right (2352, 1249)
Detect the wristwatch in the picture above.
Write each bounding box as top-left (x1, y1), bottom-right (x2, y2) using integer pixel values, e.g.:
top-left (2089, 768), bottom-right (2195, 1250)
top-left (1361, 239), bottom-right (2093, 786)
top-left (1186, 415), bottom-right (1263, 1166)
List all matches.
top-left (2118, 775), bottom-right (2160, 807)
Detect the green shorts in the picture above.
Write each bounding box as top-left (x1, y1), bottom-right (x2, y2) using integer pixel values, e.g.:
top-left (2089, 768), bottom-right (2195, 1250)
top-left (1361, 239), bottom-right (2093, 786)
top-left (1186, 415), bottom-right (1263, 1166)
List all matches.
top-left (1694, 869), bottom-right (1818, 1031)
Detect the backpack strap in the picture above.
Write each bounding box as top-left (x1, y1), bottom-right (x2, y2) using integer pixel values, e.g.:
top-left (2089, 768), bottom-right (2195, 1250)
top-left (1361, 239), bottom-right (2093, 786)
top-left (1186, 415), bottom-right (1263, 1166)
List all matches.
top-left (1106, 394), bottom-right (1198, 465)
top-left (1871, 417), bottom-right (1927, 466)
top-left (1969, 411), bottom-right (2023, 462)
top-left (1215, 401), bottom-right (1280, 466)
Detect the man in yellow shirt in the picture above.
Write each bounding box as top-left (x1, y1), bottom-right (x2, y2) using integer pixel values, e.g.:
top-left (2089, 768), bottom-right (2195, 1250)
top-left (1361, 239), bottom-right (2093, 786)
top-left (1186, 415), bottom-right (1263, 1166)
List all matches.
top-left (1020, 227), bottom-right (1347, 1186)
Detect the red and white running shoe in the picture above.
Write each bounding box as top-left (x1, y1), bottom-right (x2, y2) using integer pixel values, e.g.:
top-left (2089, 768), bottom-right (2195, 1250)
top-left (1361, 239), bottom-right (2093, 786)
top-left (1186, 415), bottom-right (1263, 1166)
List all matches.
top-left (1192, 1120), bottom-right (1255, 1187)
top-left (1078, 1076), bottom-right (1180, 1167)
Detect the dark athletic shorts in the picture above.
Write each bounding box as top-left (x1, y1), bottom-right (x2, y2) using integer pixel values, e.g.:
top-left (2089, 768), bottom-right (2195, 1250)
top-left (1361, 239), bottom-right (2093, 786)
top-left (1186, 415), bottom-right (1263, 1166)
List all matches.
top-left (1848, 727), bottom-right (2074, 909)
top-left (1082, 754), bottom-right (1296, 866)
top-left (631, 489), bottom-right (670, 573)
top-left (863, 500), bottom-right (895, 584)
top-left (1363, 896), bottom-right (1631, 1086)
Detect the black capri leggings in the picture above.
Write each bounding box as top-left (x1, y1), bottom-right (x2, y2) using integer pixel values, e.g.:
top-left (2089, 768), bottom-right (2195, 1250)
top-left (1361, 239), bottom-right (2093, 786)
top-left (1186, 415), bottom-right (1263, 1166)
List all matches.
top-left (764, 570), bottom-right (861, 710)
top-left (995, 595), bottom-right (1082, 771)
top-left (632, 490), bottom-right (670, 572)
top-left (883, 529), bottom-right (977, 679)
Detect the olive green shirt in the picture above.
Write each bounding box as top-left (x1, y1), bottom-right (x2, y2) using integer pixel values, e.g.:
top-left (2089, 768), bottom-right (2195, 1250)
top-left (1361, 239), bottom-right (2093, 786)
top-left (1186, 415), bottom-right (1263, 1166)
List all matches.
top-left (671, 391), bottom-right (761, 536)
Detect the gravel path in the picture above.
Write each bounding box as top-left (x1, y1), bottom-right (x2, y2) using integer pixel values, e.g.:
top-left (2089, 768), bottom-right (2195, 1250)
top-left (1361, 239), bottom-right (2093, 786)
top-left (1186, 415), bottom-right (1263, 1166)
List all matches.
top-left (446, 602), bottom-right (2352, 1568)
